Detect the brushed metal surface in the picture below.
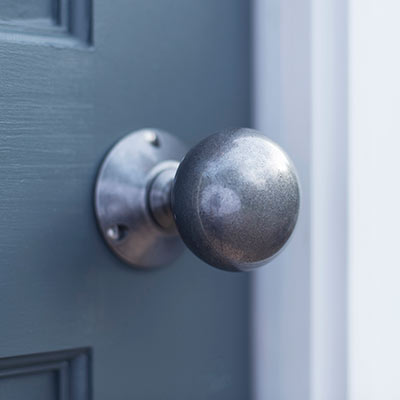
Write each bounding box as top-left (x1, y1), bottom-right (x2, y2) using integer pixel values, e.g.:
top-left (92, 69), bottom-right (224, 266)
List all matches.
top-left (95, 128), bottom-right (300, 272)
top-left (172, 128), bottom-right (300, 271)
top-left (95, 128), bottom-right (187, 268)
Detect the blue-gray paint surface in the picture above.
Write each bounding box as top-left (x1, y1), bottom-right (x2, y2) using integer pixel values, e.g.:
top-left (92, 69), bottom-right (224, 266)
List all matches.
top-left (0, 1), bottom-right (250, 399)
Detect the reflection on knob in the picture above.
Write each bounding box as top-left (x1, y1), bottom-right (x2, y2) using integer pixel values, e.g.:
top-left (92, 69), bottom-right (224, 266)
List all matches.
top-left (95, 128), bottom-right (300, 272)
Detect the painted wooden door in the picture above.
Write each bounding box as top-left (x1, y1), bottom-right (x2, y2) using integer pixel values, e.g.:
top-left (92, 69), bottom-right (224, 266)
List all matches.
top-left (0, 1), bottom-right (250, 399)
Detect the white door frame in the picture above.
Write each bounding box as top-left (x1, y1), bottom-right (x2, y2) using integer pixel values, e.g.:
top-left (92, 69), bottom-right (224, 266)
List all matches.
top-left (251, 0), bottom-right (348, 399)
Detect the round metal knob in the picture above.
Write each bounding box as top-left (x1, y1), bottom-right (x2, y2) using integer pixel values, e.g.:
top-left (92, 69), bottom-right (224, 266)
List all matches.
top-left (172, 128), bottom-right (299, 271)
top-left (95, 128), bottom-right (300, 272)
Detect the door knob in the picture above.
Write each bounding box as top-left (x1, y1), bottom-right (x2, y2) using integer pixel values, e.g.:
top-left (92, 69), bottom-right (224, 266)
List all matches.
top-left (95, 128), bottom-right (300, 272)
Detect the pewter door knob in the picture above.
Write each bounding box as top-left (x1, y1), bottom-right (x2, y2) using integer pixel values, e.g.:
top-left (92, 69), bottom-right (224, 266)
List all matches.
top-left (95, 128), bottom-right (300, 272)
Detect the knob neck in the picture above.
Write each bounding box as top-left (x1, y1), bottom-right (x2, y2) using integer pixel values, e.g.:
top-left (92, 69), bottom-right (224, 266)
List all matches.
top-left (147, 166), bottom-right (178, 233)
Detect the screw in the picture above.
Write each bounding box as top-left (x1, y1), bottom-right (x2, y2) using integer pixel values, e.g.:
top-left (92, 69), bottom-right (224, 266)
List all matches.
top-left (106, 224), bottom-right (128, 241)
top-left (144, 130), bottom-right (160, 147)
top-left (107, 225), bottom-right (121, 240)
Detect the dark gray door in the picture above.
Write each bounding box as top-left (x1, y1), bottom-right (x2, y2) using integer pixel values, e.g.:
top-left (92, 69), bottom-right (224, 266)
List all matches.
top-left (0, 1), bottom-right (250, 399)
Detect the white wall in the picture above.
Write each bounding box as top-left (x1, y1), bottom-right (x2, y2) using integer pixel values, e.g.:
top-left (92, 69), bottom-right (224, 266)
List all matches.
top-left (311, 0), bottom-right (348, 399)
top-left (348, 1), bottom-right (400, 399)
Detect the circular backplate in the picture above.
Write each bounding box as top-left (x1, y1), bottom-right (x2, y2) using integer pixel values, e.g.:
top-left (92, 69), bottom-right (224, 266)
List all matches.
top-left (95, 129), bottom-right (187, 268)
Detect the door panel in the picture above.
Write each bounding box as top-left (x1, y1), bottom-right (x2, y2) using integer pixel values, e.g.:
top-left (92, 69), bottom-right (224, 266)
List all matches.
top-left (0, 349), bottom-right (90, 400)
top-left (0, 1), bottom-right (250, 399)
